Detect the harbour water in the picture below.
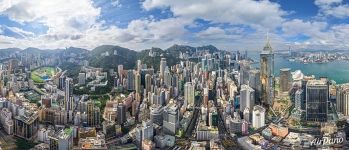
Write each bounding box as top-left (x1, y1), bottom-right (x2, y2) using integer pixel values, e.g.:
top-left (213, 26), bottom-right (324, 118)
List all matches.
top-left (248, 51), bottom-right (349, 84)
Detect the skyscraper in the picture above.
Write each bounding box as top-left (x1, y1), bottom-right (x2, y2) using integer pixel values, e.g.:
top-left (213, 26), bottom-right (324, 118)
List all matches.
top-left (279, 68), bottom-right (291, 93)
top-left (86, 100), bottom-right (100, 126)
top-left (137, 60), bottom-right (142, 72)
top-left (127, 70), bottom-right (135, 91)
top-left (142, 120), bottom-right (154, 141)
top-left (118, 65), bottom-right (123, 80)
top-left (295, 89), bottom-right (304, 110)
top-left (184, 82), bottom-right (195, 108)
top-left (252, 105), bottom-right (265, 129)
top-left (135, 72), bottom-right (141, 94)
top-left (117, 104), bottom-right (126, 125)
top-left (58, 75), bottom-right (66, 90)
top-left (163, 103), bottom-right (179, 135)
top-left (336, 84), bottom-right (349, 116)
top-left (306, 79), bottom-right (329, 122)
top-left (260, 37), bottom-right (274, 106)
top-left (249, 69), bottom-right (260, 92)
top-left (239, 63), bottom-right (250, 85)
top-left (145, 74), bottom-right (152, 93)
top-left (240, 84), bottom-right (255, 112)
top-left (65, 78), bottom-right (74, 111)
top-left (160, 58), bottom-right (167, 80)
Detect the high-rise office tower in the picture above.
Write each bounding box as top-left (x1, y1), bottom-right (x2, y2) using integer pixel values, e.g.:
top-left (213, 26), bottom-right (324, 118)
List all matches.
top-left (142, 120), bottom-right (154, 141)
top-left (336, 84), bottom-right (349, 116)
top-left (249, 69), bottom-right (260, 103)
top-left (280, 68), bottom-right (291, 93)
top-left (172, 75), bottom-right (179, 94)
top-left (58, 75), bottom-right (66, 90)
top-left (260, 37), bottom-right (274, 106)
top-left (184, 82), bottom-right (195, 107)
top-left (80, 100), bottom-right (100, 127)
top-left (306, 79), bottom-right (329, 122)
top-left (160, 58), bottom-right (167, 80)
top-left (14, 111), bottom-right (39, 140)
top-left (127, 70), bottom-right (135, 91)
top-left (295, 89), bottom-right (304, 110)
top-left (145, 74), bottom-right (152, 93)
top-left (301, 80), bottom-right (308, 110)
top-left (164, 70), bottom-right (171, 87)
top-left (229, 82), bottom-right (237, 99)
top-left (135, 72), bottom-right (141, 94)
top-left (150, 105), bottom-right (164, 126)
top-left (117, 104), bottom-right (126, 125)
top-left (118, 65), bottom-right (123, 80)
top-left (202, 55), bottom-right (208, 72)
top-left (137, 60), bottom-right (142, 72)
top-left (65, 78), bottom-right (73, 111)
top-left (163, 104), bottom-right (179, 135)
top-left (240, 84), bottom-right (255, 112)
top-left (252, 105), bottom-right (265, 129)
top-left (239, 63), bottom-right (250, 85)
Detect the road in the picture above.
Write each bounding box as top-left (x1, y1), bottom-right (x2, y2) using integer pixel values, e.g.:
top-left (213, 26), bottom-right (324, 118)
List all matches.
top-left (185, 96), bottom-right (202, 138)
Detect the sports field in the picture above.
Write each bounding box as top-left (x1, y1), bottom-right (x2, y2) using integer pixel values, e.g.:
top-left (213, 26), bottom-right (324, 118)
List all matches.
top-left (31, 67), bottom-right (56, 83)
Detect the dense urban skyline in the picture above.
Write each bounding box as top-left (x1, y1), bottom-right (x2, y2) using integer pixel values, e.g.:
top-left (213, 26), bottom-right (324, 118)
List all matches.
top-left (1, 1), bottom-right (349, 150)
top-left (1, 0), bottom-right (349, 50)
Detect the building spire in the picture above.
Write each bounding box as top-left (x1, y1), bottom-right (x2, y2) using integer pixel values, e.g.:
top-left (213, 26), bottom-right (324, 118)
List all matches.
top-left (263, 31), bottom-right (273, 52)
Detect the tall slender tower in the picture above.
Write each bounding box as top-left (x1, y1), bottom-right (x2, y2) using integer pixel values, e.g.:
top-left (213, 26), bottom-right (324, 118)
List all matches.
top-left (160, 58), bottom-right (167, 80)
top-left (65, 78), bottom-right (74, 111)
top-left (260, 35), bottom-right (274, 107)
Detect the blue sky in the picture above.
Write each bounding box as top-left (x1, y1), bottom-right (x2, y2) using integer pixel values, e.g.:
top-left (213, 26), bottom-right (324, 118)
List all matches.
top-left (0, 0), bottom-right (349, 51)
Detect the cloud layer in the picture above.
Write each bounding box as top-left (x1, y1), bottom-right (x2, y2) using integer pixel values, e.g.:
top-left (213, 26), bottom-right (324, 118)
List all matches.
top-left (0, 0), bottom-right (348, 50)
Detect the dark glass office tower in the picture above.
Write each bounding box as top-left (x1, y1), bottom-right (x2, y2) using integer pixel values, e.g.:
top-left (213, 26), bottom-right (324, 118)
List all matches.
top-left (306, 79), bottom-right (329, 122)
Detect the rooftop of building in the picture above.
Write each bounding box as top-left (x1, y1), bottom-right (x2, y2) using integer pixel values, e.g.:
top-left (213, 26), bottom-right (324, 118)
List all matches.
top-left (241, 84), bottom-right (254, 91)
top-left (307, 79), bottom-right (328, 86)
top-left (253, 105), bottom-right (265, 113)
top-left (338, 83), bottom-right (349, 92)
top-left (198, 120), bottom-right (218, 131)
top-left (79, 127), bottom-right (96, 134)
top-left (50, 128), bottom-right (73, 140)
top-left (79, 137), bottom-right (107, 149)
top-left (14, 109), bottom-right (38, 124)
top-left (102, 120), bottom-right (115, 126)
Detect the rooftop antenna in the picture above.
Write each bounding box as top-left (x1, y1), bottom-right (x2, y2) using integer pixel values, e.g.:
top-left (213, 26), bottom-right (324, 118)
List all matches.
top-left (266, 30), bottom-right (270, 43)
top-left (264, 29), bottom-right (273, 52)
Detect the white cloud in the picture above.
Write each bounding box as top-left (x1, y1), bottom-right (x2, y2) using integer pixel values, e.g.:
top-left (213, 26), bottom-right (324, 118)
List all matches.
top-left (196, 26), bottom-right (244, 41)
top-left (111, 0), bottom-right (122, 8)
top-left (315, 0), bottom-right (349, 18)
top-left (282, 19), bottom-right (329, 39)
top-left (281, 20), bottom-right (349, 50)
top-left (0, 0), bottom-right (348, 51)
top-left (5, 26), bottom-right (35, 38)
top-left (0, 0), bottom-right (290, 50)
top-left (0, 0), bottom-right (101, 37)
top-left (143, 0), bottom-right (286, 29)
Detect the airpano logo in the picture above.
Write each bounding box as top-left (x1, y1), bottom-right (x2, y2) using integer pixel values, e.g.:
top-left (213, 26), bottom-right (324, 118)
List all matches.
top-left (310, 137), bottom-right (343, 146)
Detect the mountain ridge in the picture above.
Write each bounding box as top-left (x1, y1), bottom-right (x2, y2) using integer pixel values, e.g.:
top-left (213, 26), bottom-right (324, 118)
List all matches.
top-left (1, 44), bottom-right (221, 70)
